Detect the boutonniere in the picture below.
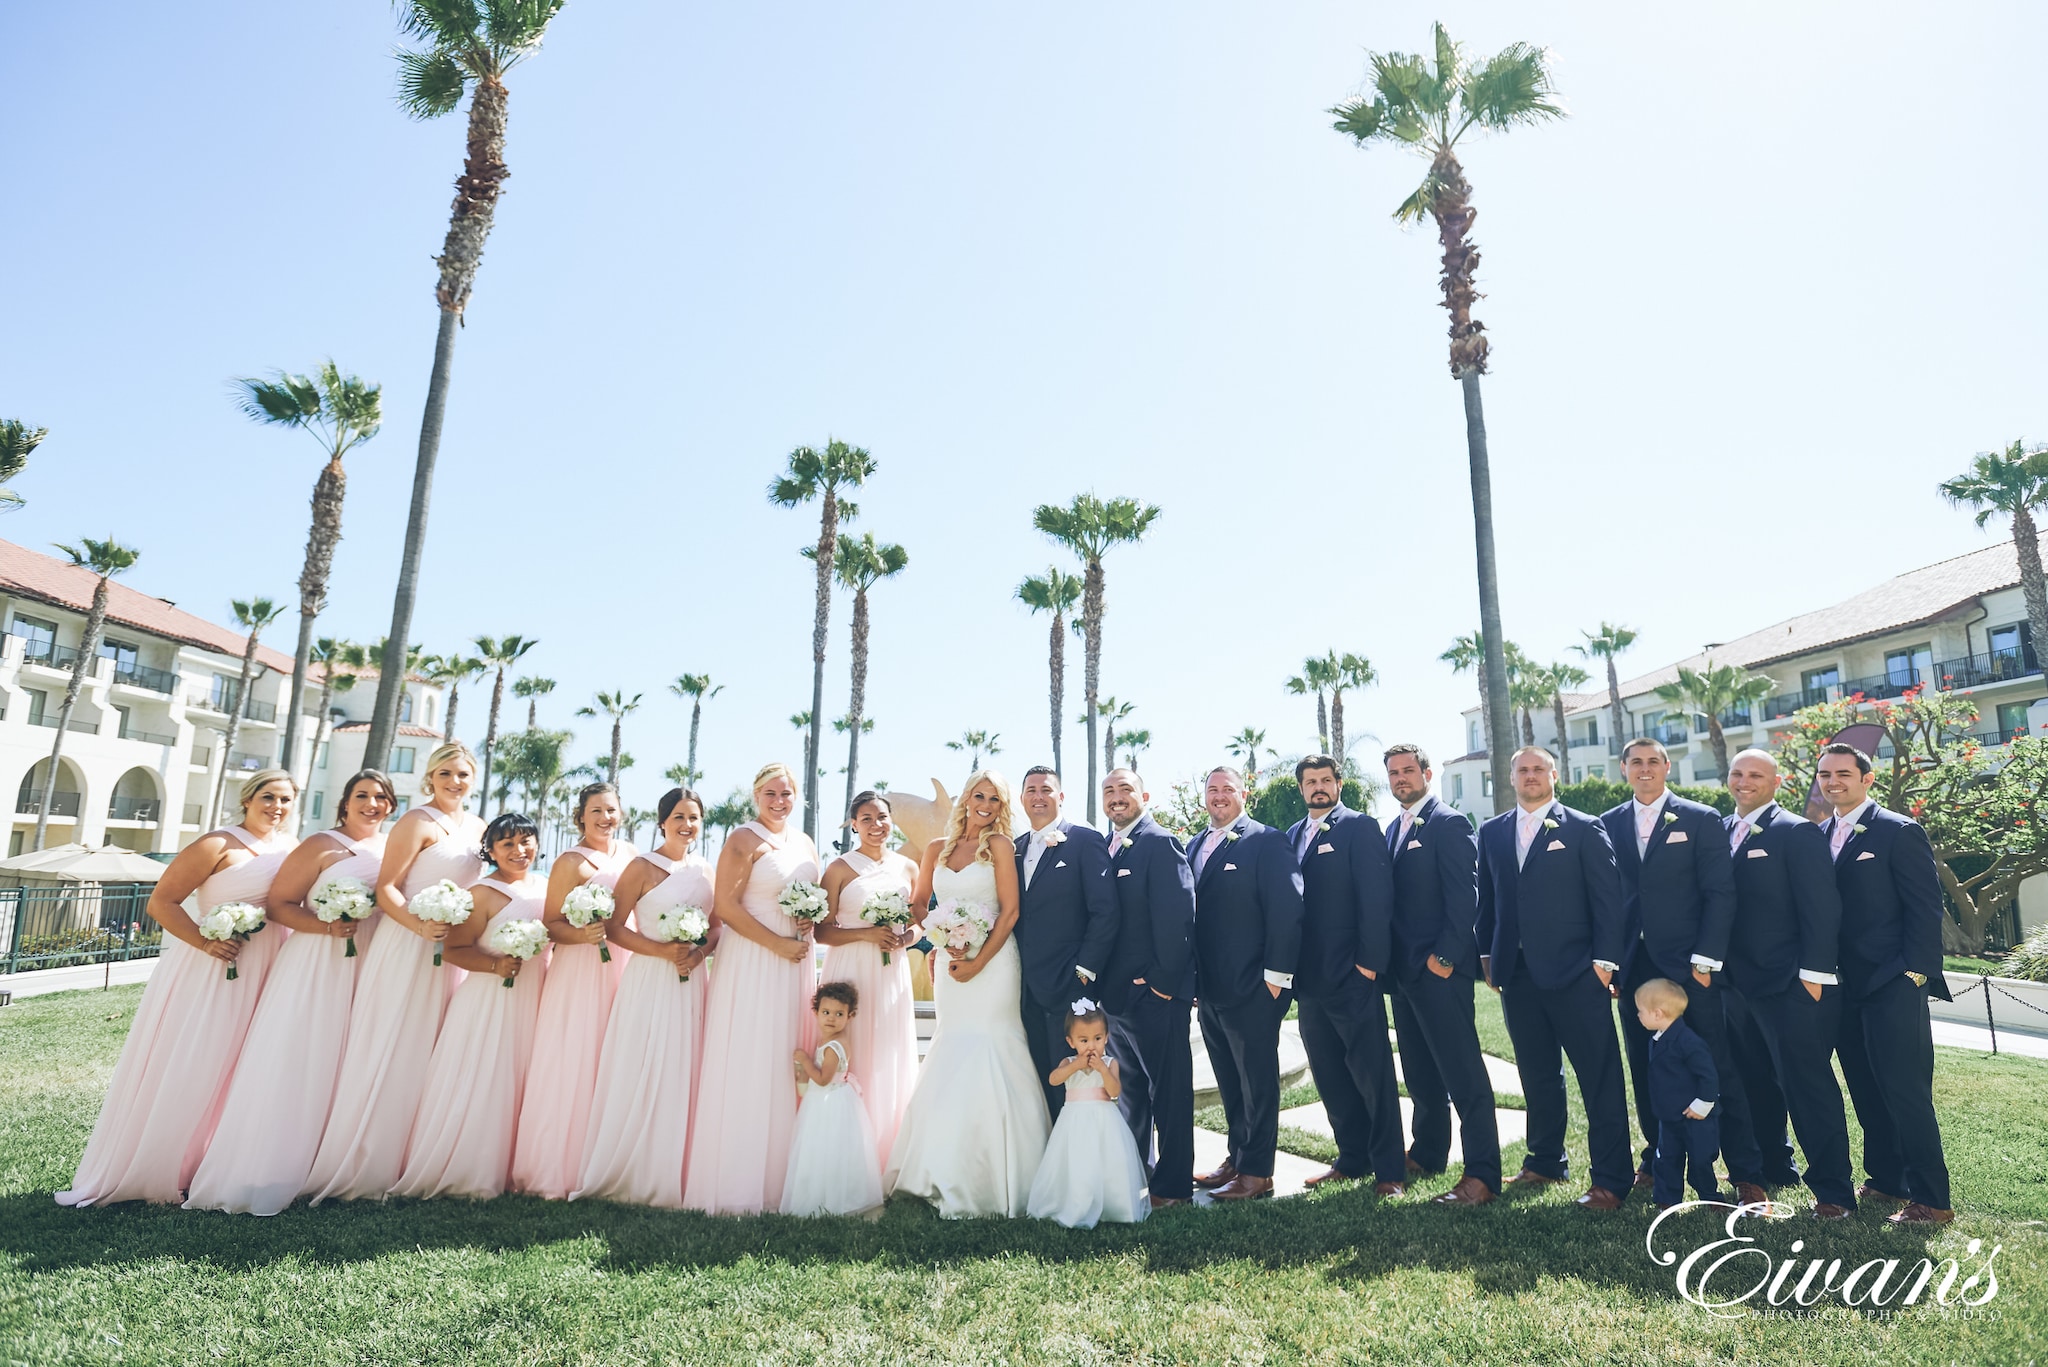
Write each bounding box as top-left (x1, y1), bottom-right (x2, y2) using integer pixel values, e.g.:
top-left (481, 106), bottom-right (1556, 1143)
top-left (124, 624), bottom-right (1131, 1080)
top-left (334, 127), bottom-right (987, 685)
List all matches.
top-left (1223, 830), bottom-right (1241, 844)
top-left (1041, 829), bottom-right (1067, 847)
top-left (1852, 823), bottom-right (1867, 835)
top-left (1742, 823), bottom-right (1762, 841)
top-left (1662, 812), bottom-right (1678, 825)
top-left (1317, 820), bottom-right (1332, 833)
top-left (1542, 818), bottom-right (1559, 831)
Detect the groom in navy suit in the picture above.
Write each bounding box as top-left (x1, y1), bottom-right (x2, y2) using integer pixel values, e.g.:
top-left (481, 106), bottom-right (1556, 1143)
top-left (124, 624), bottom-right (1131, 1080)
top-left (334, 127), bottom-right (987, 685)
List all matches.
top-left (1099, 766), bottom-right (1199, 1208)
top-left (1012, 765), bottom-right (1120, 1118)
top-left (1477, 746), bottom-right (1634, 1209)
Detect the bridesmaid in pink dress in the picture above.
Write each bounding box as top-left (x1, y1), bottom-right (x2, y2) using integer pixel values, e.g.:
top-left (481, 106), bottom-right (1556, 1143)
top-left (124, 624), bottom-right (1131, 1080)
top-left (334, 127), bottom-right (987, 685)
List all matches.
top-left (510, 782), bottom-right (635, 1198)
top-left (57, 769), bottom-right (299, 1207)
top-left (818, 790), bottom-right (923, 1160)
top-left (573, 786), bottom-right (715, 1207)
top-left (392, 813), bottom-right (549, 1199)
top-left (683, 762), bottom-right (821, 1214)
top-left (306, 742), bottom-right (486, 1203)
top-left (186, 770), bottom-right (396, 1215)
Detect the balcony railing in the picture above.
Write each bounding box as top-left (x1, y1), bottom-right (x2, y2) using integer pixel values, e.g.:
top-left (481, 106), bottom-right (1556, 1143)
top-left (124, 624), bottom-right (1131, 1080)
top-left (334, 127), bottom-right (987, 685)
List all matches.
top-left (187, 691), bottom-right (225, 714)
top-left (107, 796), bottom-right (160, 821)
top-left (26, 714), bottom-right (98, 735)
top-left (20, 641), bottom-right (83, 672)
top-left (16, 791), bottom-right (82, 817)
top-left (1761, 687), bottom-right (1831, 721)
top-left (118, 727), bottom-right (177, 746)
top-left (111, 661), bottom-right (178, 695)
top-left (1717, 703), bottom-right (1753, 728)
top-left (1568, 733), bottom-right (1604, 749)
top-left (1628, 721), bottom-right (1690, 746)
top-left (242, 698), bottom-right (277, 723)
top-left (189, 691), bottom-right (276, 723)
top-left (1935, 646), bottom-right (2040, 691)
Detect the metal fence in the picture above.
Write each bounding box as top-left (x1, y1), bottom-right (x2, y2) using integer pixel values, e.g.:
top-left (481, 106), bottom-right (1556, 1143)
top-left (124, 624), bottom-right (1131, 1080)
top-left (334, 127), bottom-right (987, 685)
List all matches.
top-left (0, 882), bottom-right (161, 975)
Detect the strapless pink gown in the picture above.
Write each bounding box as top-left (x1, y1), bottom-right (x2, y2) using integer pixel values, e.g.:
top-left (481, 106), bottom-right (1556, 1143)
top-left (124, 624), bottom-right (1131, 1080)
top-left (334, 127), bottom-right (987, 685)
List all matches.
top-left (305, 807), bottom-right (485, 1202)
top-left (186, 832), bottom-right (386, 1215)
top-left (57, 827), bottom-right (295, 1206)
top-left (683, 822), bottom-right (819, 1214)
top-left (510, 839), bottom-right (635, 1198)
top-left (572, 850), bottom-right (713, 1207)
top-left (391, 875), bottom-right (547, 1199)
top-left (820, 849), bottom-right (920, 1160)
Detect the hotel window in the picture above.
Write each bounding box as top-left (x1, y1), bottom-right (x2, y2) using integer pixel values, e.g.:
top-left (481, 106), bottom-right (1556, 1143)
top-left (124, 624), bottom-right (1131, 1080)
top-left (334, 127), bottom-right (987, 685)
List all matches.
top-left (316, 742), bottom-right (329, 770)
top-left (1802, 666), bottom-right (1839, 697)
top-left (1480, 772), bottom-right (1493, 797)
top-left (1885, 645), bottom-right (1932, 688)
top-left (391, 747), bottom-right (416, 774)
top-left (99, 638), bottom-right (139, 674)
top-left (24, 687), bottom-right (47, 725)
top-left (210, 673), bottom-right (240, 713)
top-left (1468, 720), bottom-right (1482, 752)
top-left (398, 690), bottom-right (414, 723)
top-left (1997, 701), bottom-right (2034, 739)
top-left (10, 614), bottom-right (57, 662)
top-left (309, 791), bottom-right (325, 819)
top-left (1450, 774), bottom-right (1465, 801)
top-left (1988, 622), bottom-right (2034, 676)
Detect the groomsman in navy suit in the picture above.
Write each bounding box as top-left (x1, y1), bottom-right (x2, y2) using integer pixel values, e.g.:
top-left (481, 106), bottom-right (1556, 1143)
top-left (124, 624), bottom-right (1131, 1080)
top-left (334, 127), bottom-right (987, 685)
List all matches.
top-left (1818, 742), bottom-right (1955, 1225)
top-left (1189, 765), bottom-right (1304, 1202)
top-left (1476, 746), bottom-right (1634, 1209)
top-left (1721, 747), bottom-right (1856, 1217)
top-left (1381, 743), bottom-right (1502, 1206)
top-left (1285, 754), bottom-right (1406, 1195)
top-left (1013, 765), bottom-right (1120, 1118)
top-left (1099, 766), bottom-right (1200, 1208)
top-left (1599, 738), bottom-right (1763, 1204)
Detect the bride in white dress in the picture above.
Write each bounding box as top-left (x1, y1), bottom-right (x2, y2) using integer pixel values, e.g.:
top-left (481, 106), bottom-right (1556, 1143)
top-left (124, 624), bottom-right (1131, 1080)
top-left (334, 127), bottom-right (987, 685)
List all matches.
top-left (885, 769), bottom-right (1050, 1217)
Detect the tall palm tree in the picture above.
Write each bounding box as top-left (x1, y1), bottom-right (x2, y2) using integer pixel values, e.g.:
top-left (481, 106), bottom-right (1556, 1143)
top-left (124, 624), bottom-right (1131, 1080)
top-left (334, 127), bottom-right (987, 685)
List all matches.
top-left (1541, 659), bottom-right (1591, 770)
top-left (1573, 622), bottom-right (1638, 758)
top-left (513, 674), bottom-right (555, 729)
top-left (1033, 493), bottom-right (1163, 821)
top-left (1333, 24), bottom-right (1564, 805)
top-left (1117, 728), bottom-right (1151, 769)
top-left (235, 362), bottom-right (382, 774)
top-left (705, 786), bottom-right (753, 851)
top-left (1286, 654), bottom-right (1339, 753)
top-left (1016, 565), bottom-right (1083, 781)
top-left (1091, 696), bottom-right (1136, 783)
top-left (366, 0), bottom-right (567, 769)
top-left (576, 690), bottom-right (642, 786)
top-left (772, 439), bottom-right (878, 841)
top-left (946, 730), bottom-right (1001, 774)
top-left (0, 418), bottom-right (47, 511)
top-left (1655, 662), bottom-right (1776, 781)
top-left (1330, 652), bottom-right (1377, 765)
top-left (472, 633), bottom-right (537, 814)
top-left (664, 761), bottom-right (693, 789)
top-left (834, 533), bottom-right (908, 819)
top-left (1508, 659), bottom-right (1554, 747)
top-left (1443, 631), bottom-right (1524, 759)
top-left (33, 538), bottom-right (138, 850)
top-left (1226, 726), bottom-right (1274, 786)
top-left (300, 637), bottom-right (368, 792)
top-left (422, 652), bottom-right (484, 742)
top-left (668, 672), bottom-right (722, 786)
top-left (1940, 440), bottom-right (2048, 655)
top-left (211, 596), bottom-right (286, 828)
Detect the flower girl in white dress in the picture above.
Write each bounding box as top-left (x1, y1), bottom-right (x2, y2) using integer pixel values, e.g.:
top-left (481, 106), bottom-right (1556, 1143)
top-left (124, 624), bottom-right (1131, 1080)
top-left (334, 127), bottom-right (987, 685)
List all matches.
top-left (779, 982), bottom-right (885, 1217)
top-left (1026, 998), bottom-right (1150, 1228)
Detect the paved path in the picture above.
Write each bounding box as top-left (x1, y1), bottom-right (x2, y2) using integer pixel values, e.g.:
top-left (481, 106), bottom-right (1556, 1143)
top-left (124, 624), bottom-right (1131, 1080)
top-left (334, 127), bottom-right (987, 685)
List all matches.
top-left (1, 957), bottom-right (158, 1000)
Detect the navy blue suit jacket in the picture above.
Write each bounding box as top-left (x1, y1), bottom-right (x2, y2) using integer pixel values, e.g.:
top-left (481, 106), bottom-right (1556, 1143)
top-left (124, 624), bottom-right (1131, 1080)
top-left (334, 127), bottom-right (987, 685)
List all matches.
top-left (1476, 801), bottom-right (1626, 992)
top-left (1600, 793), bottom-right (1738, 983)
top-left (1102, 812), bottom-right (1198, 1005)
top-left (1191, 815), bottom-right (1305, 1010)
top-left (1723, 803), bottom-right (1841, 999)
top-left (1647, 1016), bottom-right (1719, 1123)
top-left (1012, 818), bottom-right (1120, 1011)
top-left (1386, 796), bottom-right (1481, 981)
top-left (1830, 803), bottom-right (1950, 1002)
top-left (1285, 805), bottom-right (1394, 997)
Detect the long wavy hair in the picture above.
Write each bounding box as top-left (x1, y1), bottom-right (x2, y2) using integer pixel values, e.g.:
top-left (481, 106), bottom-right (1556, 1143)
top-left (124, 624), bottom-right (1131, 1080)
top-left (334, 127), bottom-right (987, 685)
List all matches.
top-left (940, 768), bottom-right (1014, 867)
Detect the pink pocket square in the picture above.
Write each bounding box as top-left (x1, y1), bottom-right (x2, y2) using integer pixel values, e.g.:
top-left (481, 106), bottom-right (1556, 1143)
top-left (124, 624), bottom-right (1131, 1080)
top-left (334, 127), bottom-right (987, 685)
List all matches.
top-left (1546, 839), bottom-right (1566, 851)
top-left (1406, 840), bottom-right (1423, 850)
top-left (1746, 848), bottom-right (1769, 859)
top-left (1223, 863), bottom-right (1238, 872)
top-left (1317, 843), bottom-right (1335, 854)
top-left (1855, 851), bottom-right (1876, 861)
top-left (1666, 831), bottom-right (1689, 844)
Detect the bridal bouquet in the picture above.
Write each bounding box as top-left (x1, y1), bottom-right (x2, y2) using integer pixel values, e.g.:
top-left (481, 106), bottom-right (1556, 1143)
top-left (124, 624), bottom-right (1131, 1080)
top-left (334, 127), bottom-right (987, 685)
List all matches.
top-left (928, 899), bottom-right (993, 956)
top-left (859, 889), bottom-right (913, 965)
top-left (652, 904), bottom-right (712, 982)
top-left (310, 872), bottom-right (375, 957)
top-left (483, 918), bottom-right (548, 986)
top-left (778, 879), bottom-right (831, 928)
top-left (407, 879), bottom-right (474, 966)
top-left (562, 882), bottom-right (616, 962)
top-left (197, 901), bottom-right (266, 980)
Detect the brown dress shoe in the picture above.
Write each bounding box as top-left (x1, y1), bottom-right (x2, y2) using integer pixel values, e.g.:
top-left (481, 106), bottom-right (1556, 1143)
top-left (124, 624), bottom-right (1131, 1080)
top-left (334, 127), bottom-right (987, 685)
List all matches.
top-left (1148, 1193), bottom-right (1190, 1210)
top-left (1812, 1202), bottom-right (1852, 1220)
top-left (1373, 1181), bottom-right (1407, 1198)
top-left (1509, 1168), bottom-right (1563, 1187)
top-left (1301, 1167), bottom-right (1355, 1189)
top-left (1887, 1203), bottom-right (1954, 1225)
top-left (1575, 1186), bottom-right (1623, 1211)
top-left (1194, 1161), bottom-right (1239, 1191)
top-left (1406, 1157), bottom-right (1425, 1178)
top-left (1432, 1175), bottom-right (1496, 1206)
top-left (1632, 1169), bottom-right (1656, 1192)
top-left (1856, 1182), bottom-right (1908, 1203)
top-left (1209, 1173), bottom-right (1274, 1201)
top-left (1734, 1182), bottom-right (1769, 1207)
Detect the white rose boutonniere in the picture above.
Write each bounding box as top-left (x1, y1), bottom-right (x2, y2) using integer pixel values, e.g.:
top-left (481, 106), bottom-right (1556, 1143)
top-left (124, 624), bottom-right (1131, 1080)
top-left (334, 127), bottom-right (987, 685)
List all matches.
top-left (1223, 830), bottom-right (1241, 844)
top-left (1853, 823), bottom-right (1867, 834)
top-left (1317, 820), bottom-right (1333, 833)
top-left (1041, 828), bottom-right (1067, 848)
top-left (1662, 812), bottom-right (1678, 825)
top-left (1542, 818), bottom-right (1560, 831)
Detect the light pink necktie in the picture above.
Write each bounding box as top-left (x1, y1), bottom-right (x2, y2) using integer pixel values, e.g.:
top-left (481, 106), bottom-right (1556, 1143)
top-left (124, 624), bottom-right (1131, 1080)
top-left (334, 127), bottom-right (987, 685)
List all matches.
top-left (1830, 817), bottom-right (1853, 860)
top-left (1198, 828), bottom-right (1225, 876)
top-left (1729, 819), bottom-right (1751, 855)
top-left (1108, 829), bottom-right (1124, 857)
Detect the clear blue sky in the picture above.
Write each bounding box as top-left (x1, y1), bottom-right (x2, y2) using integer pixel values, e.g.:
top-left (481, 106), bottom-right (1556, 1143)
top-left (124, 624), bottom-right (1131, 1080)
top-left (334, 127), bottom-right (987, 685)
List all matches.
top-left (4, 1), bottom-right (2043, 821)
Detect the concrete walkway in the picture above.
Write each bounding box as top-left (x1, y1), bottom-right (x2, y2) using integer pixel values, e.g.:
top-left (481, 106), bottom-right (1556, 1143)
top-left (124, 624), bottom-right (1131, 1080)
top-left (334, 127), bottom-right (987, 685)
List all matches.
top-left (1, 957), bottom-right (158, 1000)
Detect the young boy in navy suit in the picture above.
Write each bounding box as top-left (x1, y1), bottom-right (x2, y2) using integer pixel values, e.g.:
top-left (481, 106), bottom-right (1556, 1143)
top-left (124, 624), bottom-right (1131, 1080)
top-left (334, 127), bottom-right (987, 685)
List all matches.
top-left (1635, 978), bottom-right (1727, 1211)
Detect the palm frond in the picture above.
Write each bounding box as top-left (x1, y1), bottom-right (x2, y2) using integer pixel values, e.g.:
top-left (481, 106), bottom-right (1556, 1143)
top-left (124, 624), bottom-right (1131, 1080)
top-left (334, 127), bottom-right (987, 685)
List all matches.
top-left (1329, 98), bottom-right (1389, 144)
top-left (1371, 50), bottom-right (1451, 123)
top-left (483, 0), bottom-right (563, 57)
top-left (397, 0), bottom-right (482, 43)
top-left (395, 47), bottom-right (469, 119)
top-left (1460, 42), bottom-right (1565, 133)
top-left (1392, 180), bottom-right (1435, 224)
top-left (234, 373), bottom-right (321, 427)
top-left (0, 419), bottom-right (48, 483)
top-left (0, 487), bottom-right (23, 513)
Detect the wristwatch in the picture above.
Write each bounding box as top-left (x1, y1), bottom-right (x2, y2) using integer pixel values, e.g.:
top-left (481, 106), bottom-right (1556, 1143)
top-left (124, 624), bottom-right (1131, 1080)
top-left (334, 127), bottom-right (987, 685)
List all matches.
top-left (1906, 971), bottom-right (1928, 987)
top-left (1432, 954), bottom-right (1456, 971)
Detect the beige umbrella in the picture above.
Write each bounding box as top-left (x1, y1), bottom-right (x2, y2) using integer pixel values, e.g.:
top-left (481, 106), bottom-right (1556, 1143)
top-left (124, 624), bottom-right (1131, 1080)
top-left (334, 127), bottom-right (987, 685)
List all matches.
top-left (0, 844), bottom-right (165, 883)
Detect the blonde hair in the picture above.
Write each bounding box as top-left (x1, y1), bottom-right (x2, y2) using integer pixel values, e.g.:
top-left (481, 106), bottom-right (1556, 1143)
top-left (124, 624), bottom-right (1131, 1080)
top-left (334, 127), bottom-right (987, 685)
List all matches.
top-left (423, 741), bottom-right (478, 785)
top-left (238, 768), bottom-right (297, 808)
top-left (940, 769), bottom-right (1014, 866)
top-left (1634, 977), bottom-right (1690, 1017)
top-left (752, 762), bottom-right (796, 799)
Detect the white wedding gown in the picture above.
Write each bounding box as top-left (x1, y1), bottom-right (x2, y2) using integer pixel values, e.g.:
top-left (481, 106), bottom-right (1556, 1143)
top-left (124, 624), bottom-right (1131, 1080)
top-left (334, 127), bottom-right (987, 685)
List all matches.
top-left (885, 860), bottom-right (1049, 1217)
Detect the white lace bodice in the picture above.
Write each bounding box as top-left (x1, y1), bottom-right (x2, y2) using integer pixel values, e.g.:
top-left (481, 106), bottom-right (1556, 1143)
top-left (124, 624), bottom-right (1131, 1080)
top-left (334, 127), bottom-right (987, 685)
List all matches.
top-left (931, 860), bottom-right (998, 909)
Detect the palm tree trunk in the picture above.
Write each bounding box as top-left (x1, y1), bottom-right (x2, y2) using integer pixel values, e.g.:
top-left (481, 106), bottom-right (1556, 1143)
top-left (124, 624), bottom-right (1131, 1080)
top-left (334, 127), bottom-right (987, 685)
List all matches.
top-left (842, 588), bottom-right (871, 830)
top-left (1102, 718), bottom-right (1115, 786)
top-left (281, 457), bottom-right (345, 776)
top-left (1048, 612), bottom-right (1065, 782)
top-left (2013, 505), bottom-right (2048, 663)
top-left (1605, 657), bottom-right (1624, 759)
top-left (300, 670), bottom-right (337, 793)
top-left (1082, 558), bottom-right (1104, 821)
top-left (212, 637), bottom-right (263, 828)
top-left (33, 578), bottom-right (110, 851)
top-left (1330, 689), bottom-right (1346, 765)
top-left (1520, 706), bottom-right (1535, 747)
top-left (609, 719), bottom-right (622, 787)
top-left (806, 494), bottom-right (839, 843)
top-left (687, 700), bottom-right (702, 781)
top-left (1316, 691), bottom-right (1329, 754)
top-left (1551, 691), bottom-right (1570, 776)
top-left (444, 677), bottom-right (461, 742)
top-left (1707, 717), bottom-right (1730, 782)
top-left (1474, 664), bottom-right (1493, 757)
top-left (1463, 370), bottom-right (1515, 806)
top-left (479, 666), bottom-right (507, 815)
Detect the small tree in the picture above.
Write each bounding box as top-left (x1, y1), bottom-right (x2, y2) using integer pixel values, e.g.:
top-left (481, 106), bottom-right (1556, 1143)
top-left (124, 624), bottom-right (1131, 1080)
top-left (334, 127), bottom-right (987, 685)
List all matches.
top-left (211, 596), bottom-right (286, 828)
top-left (1574, 622), bottom-right (1638, 758)
top-left (1939, 440), bottom-right (2048, 658)
top-left (668, 672), bottom-right (722, 787)
top-left (0, 418), bottom-right (47, 511)
top-left (300, 638), bottom-right (367, 792)
top-left (946, 729), bottom-right (1002, 774)
top-left (1226, 726), bottom-right (1275, 787)
top-left (513, 674), bottom-right (555, 730)
top-left (1543, 659), bottom-right (1591, 771)
top-left (1117, 728), bottom-right (1152, 769)
top-left (1286, 654), bottom-right (1339, 753)
top-left (576, 690), bottom-right (642, 786)
top-left (472, 633), bottom-right (537, 814)
top-left (34, 538), bottom-right (139, 850)
top-left (1017, 566), bottom-right (1083, 782)
top-left (1655, 660), bottom-right (1775, 780)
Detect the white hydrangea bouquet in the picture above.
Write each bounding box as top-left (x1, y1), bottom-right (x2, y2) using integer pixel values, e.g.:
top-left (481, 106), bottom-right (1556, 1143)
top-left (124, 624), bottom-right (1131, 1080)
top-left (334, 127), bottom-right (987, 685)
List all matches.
top-left (859, 888), bottom-right (914, 965)
top-left (483, 918), bottom-right (548, 987)
top-left (407, 879), bottom-right (474, 966)
top-left (197, 901), bottom-right (266, 980)
top-left (652, 904), bottom-right (712, 982)
top-left (562, 882), bottom-right (616, 962)
top-left (778, 879), bottom-right (831, 928)
top-left (928, 899), bottom-right (993, 957)
top-left (310, 871), bottom-right (375, 957)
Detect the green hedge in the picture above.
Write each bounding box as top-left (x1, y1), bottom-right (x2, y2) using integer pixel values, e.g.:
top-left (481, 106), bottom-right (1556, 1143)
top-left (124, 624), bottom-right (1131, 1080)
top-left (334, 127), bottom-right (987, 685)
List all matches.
top-left (1554, 777), bottom-right (1734, 816)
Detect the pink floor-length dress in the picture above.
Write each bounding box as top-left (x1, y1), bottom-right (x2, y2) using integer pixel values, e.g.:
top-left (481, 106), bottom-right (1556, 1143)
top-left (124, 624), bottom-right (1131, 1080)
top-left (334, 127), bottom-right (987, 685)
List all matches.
top-left (56, 826), bottom-right (295, 1207)
top-left (509, 838), bottom-right (636, 1198)
top-left (820, 849), bottom-right (920, 1161)
top-left (304, 807), bottom-right (485, 1203)
top-left (682, 821), bottom-right (819, 1214)
top-left (390, 874), bottom-right (547, 1199)
top-left (571, 850), bottom-right (713, 1207)
top-left (185, 832), bottom-right (387, 1215)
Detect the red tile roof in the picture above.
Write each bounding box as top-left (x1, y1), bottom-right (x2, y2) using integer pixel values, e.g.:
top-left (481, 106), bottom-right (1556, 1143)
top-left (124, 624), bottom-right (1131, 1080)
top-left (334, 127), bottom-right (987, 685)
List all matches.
top-left (0, 538), bottom-right (301, 675)
top-left (333, 722), bottom-right (445, 739)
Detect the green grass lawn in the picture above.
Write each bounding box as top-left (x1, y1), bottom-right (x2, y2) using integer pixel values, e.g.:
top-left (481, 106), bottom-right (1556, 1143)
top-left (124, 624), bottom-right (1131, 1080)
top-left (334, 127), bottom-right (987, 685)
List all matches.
top-left (3, 985), bottom-right (2044, 1365)
top-left (1943, 954), bottom-right (2012, 977)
